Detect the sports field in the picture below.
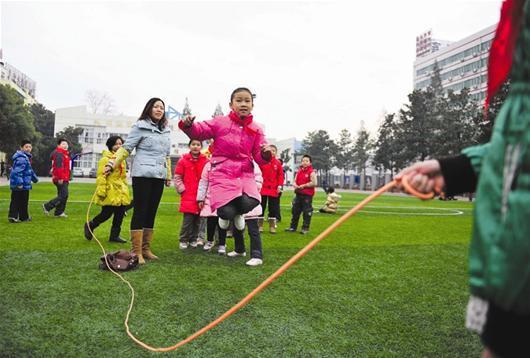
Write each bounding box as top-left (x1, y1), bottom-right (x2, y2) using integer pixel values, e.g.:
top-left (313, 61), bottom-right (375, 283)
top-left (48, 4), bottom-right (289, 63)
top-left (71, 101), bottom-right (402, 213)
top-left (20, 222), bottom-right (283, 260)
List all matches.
top-left (0, 182), bottom-right (481, 356)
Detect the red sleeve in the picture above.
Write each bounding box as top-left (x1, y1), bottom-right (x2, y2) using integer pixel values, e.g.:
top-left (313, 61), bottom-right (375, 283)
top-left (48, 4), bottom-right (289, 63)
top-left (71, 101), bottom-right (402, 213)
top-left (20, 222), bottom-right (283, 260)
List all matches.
top-left (277, 162), bottom-right (285, 187)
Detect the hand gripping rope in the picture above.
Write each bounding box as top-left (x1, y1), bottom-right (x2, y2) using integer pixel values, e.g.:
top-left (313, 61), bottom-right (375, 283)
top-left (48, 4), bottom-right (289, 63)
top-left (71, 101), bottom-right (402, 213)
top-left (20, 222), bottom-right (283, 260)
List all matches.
top-left (86, 176), bottom-right (436, 352)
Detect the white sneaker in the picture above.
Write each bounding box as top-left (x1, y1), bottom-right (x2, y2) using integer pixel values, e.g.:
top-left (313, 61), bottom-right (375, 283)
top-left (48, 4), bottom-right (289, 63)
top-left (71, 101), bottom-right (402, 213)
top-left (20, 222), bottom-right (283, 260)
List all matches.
top-left (203, 241), bottom-right (214, 251)
top-left (217, 245), bottom-right (226, 255)
top-left (189, 241), bottom-right (198, 248)
top-left (234, 215), bottom-right (245, 230)
top-left (218, 218), bottom-right (230, 229)
top-left (227, 251), bottom-right (246, 257)
top-left (55, 213), bottom-right (68, 218)
top-left (179, 242), bottom-right (188, 250)
top-left (196, 239), bottom-right (205, 246)
top-left (246, 258), bottom-right (263, 266)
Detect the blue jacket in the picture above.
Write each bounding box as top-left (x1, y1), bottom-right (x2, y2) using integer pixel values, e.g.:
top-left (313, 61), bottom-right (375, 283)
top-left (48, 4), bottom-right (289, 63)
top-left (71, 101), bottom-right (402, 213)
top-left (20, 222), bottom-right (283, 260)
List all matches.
top-left (9, 151), bottom-right (38, 191)
top-left (116, 119), bottom-right (171, 179)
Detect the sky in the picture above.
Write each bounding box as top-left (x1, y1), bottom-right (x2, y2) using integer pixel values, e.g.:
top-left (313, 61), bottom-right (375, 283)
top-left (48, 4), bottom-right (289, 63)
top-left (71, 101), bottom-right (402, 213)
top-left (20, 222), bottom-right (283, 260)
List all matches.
top-left (1, 0), bottom-right (501, 141)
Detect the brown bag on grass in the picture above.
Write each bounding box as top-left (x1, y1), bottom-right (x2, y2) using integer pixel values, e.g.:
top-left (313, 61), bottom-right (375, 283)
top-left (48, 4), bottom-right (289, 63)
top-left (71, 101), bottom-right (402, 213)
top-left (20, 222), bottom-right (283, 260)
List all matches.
top-left (99, 249), bottom-right (139, 271)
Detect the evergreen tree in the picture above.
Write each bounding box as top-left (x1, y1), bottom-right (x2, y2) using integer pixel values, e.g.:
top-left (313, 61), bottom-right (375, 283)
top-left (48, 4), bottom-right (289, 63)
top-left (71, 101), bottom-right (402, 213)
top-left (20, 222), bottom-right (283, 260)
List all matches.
top-left (0, 84), bottom-right (36, 155)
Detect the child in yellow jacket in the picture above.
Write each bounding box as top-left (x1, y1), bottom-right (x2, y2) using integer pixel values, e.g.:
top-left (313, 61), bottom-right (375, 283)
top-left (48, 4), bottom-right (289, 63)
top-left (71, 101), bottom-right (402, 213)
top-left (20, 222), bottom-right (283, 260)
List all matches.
top-left (84, 136), bottom-right (131, 243)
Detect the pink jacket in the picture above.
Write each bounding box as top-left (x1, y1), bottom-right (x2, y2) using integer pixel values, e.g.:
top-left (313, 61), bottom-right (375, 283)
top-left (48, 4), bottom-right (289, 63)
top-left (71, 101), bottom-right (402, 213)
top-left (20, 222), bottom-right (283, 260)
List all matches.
top-left (197, 162), bottom-right (216, 217)
top-left (197, 163), bottom-right (263, 218)
top-left (244, 165), bottom-right (263, 219)
top-left (179, 111), bottom-right (270, 211)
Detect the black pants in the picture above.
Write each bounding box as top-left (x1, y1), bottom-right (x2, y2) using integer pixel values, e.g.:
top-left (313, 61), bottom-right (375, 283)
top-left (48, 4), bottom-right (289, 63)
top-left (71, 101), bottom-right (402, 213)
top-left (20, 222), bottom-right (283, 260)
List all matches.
top-left (131, 177), bottom-right (165, 230)
top-left (179, 213), bottom-right (200, 243)
top-left (206, 216), bottom-right (217, 242)
top-left (91, 205), bottom-right (126, 239)
top-left (290, 193), bottom-right (313, 230)
top-left (217, 194), bottom-right (259, 220)
top-left (213, 217), bottom-right (228, 246)
top-left (261, 195), bottom-right (280, 220)
top-left (8, 190), bottom-right (30, 221)
top-left (45, 182), bottom-right (69, 216)
top-left (233, 219), bottom-right (262, 259)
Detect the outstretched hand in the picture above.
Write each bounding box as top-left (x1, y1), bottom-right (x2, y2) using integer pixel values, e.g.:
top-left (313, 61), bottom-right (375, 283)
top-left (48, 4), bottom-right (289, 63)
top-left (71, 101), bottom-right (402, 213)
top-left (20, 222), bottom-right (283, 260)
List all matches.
top-left (182, 115), bottom-right (196, 128)
top-left (395, 160), bottom-right (445, 198)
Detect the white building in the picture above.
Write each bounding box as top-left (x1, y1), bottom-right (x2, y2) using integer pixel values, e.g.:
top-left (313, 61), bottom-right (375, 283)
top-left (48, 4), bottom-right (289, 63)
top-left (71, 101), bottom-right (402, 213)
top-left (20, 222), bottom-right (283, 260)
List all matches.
top-left (413, 24), bottom-right (496, 102)
top-left (0, 58), bottom-right (36, 105)
top-left (54, 106), bottom-right (191, 174)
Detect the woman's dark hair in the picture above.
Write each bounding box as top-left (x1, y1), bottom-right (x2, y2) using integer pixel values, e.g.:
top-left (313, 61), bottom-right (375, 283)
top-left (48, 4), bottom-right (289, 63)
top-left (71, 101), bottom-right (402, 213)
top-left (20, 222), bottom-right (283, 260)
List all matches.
top-left (57, 138), bottom-right (68, 145)
top-left (188, 139), bottom-right (202, 147)
top-left (106, 136), bottom-right (124, 151)
top-left (139, 97), bottom-right (167, 130)
top-left (230, 87), bottom-right (255, 103)
top-left (20, 139), bottom-right (31, 147)
top-left (302, 154), bottom-right (312, 163)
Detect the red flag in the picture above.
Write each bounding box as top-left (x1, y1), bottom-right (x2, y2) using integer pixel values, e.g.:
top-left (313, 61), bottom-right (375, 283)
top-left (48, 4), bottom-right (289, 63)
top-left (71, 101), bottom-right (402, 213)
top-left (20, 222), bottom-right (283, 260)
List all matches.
top-left (485, 0), bottom-right (524, 112)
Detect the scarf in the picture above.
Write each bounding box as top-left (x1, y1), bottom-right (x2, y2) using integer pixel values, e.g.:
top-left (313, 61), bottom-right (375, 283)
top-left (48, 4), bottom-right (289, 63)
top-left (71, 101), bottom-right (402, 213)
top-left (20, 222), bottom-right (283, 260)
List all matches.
top-left (228, 111), bottom-right (257, 135)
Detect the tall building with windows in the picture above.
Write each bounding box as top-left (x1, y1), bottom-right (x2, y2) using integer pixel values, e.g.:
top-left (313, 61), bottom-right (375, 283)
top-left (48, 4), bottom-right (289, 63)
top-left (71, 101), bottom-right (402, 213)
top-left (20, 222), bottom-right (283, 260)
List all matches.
top-left (413, 25), bottom-right (496, 102)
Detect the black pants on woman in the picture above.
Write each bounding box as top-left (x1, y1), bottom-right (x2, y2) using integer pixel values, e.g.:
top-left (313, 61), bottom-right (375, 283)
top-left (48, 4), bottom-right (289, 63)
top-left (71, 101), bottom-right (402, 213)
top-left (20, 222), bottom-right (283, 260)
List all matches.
top-left (131, 177), bottom-right (165, 230)
top-left (217, 194), bottom-right (260, 220)
top-left (9, 190), bottom-right (30, 221)
top-left (233, 219), bottom-right (262, 259)
top-left (91, 205), bottom-right (126, 239)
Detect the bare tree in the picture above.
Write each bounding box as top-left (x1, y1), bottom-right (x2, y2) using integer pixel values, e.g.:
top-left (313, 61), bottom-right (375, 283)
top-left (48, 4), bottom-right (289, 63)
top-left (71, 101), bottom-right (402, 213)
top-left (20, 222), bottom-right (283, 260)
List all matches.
top-left (85, 89), bottom-right (115, 115)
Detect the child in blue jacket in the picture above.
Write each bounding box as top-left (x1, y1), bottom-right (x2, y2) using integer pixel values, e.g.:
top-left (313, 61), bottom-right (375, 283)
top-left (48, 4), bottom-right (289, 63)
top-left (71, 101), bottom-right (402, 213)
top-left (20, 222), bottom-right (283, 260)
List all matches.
top-left (9, 140), bottom-right (39, 222)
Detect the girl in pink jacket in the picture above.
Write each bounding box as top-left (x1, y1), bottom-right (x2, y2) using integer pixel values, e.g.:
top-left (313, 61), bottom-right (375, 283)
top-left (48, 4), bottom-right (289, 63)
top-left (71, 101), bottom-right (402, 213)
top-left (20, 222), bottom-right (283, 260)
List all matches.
top-left (179, 87), bottom-right (273, 232)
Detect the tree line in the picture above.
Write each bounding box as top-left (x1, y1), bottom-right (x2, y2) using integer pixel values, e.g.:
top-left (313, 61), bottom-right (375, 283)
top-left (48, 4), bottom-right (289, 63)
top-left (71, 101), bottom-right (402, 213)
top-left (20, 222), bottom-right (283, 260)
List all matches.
top-left (300, 64), bottom-right (509, 180)
top-left (0, 84), bottom-right (83, 175)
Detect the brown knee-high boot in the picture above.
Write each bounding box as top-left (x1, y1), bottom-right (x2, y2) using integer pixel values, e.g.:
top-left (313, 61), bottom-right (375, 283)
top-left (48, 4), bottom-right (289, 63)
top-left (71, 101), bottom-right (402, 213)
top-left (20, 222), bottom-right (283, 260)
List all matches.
top-left (131, 229), bottom-right (145, 264)
top-left (142, 228), bottom-right (159, 260)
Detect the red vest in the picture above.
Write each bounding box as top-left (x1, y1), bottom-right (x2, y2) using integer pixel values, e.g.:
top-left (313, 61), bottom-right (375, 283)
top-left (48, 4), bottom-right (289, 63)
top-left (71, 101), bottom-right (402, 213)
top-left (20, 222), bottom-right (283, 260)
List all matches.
top-left (295, 165), bottom-right (315, 196)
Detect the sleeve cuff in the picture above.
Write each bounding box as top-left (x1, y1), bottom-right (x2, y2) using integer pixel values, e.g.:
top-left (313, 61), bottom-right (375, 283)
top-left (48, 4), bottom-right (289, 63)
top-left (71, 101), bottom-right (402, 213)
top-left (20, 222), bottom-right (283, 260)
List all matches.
top-left (438, 155), bottom-right (477, 195)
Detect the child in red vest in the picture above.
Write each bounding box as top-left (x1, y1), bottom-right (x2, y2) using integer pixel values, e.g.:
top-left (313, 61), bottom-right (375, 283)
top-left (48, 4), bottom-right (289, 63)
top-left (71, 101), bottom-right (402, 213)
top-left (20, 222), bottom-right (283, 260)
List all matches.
top-left (174, 139), bottom-right (209, 249)
top-left (259, 144), bottom-right (284, 234)
top-left (43, 138), bottom-right (71, 218)
top-left (285, 154), bottom-right (317, 234)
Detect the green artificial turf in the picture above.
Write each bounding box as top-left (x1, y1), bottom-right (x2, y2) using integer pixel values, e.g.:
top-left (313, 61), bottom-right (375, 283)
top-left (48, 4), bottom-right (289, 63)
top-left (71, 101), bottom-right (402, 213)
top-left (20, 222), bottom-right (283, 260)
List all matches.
top-left (0, 183), bottom-right (481, 357)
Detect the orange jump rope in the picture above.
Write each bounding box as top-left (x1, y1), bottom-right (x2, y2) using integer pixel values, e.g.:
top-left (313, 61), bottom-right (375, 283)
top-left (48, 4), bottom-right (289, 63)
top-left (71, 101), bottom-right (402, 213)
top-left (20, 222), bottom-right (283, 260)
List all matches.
top-left (86, 176), bottom-right (435, 352)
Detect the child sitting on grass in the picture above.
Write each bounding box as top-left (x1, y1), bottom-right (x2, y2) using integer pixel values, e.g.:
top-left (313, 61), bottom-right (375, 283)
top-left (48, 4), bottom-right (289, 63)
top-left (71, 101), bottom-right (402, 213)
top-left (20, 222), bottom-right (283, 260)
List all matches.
top-left (319, 187), bottom-right (341, 214)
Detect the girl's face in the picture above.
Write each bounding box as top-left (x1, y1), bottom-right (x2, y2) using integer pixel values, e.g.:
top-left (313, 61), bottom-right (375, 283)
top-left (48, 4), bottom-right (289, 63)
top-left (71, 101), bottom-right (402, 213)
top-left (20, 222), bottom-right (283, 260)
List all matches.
top-left (22, 143), bottom-right (32, 153)
top-left (271, 147), bottom-right (277, 157)
top-left (112, 139), bottom-right (123, 152)
top-left (301, 157), bottom-right (311, 167)
top-left (229, 91), bottom-right (253, 117)
top-left (150, 101), bottom-right (165, 122)
top-left (189, 140), bottom-right (202, 155)
top-left (59, 141), bottom-right (69, 150)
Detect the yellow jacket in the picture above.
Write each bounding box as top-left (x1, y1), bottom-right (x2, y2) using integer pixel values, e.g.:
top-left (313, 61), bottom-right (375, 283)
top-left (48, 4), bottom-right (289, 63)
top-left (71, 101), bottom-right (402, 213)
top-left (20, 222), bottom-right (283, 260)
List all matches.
top-left (95, 150), bottom-right (131, 206)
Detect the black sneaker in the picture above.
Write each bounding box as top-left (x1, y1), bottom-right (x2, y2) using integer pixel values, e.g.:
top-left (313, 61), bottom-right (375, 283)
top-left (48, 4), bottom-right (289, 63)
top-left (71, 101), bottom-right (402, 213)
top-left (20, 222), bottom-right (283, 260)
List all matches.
top-left (109, 236), bottom-right (127, 243)
top-left (8, 217), bottom-right (20, 223)
top-left (19, 217), bottom-right (32, 222)
top-left (284, 227), bottom-right (296, 232)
